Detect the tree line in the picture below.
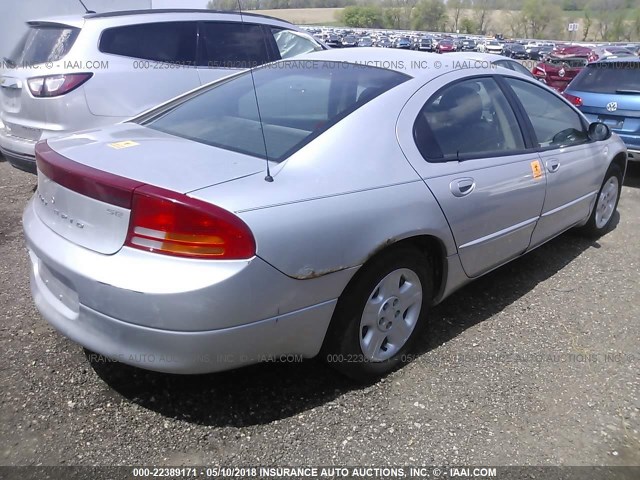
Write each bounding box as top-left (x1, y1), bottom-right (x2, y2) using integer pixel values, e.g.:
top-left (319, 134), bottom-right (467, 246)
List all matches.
top-left (207, 0), bottom-right (640, 41)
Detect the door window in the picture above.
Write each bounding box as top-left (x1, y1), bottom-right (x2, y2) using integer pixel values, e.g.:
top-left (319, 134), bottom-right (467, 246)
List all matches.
top-left (505, 78), bottom-right (589, 148)
top-left (414, 77), bottom-right (526, 161)
top-left (99, 22), bottom-right (197, 63)
top-left (197, 22), bottom-right (269, 69)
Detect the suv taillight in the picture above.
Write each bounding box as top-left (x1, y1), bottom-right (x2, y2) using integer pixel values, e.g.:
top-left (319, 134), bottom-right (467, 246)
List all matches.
top-left (533, 65), bottom-right (546, 77)
top-left (27, 73), bottom-right (93, 97)
top-left (125, 185), bottom-right (256, 260)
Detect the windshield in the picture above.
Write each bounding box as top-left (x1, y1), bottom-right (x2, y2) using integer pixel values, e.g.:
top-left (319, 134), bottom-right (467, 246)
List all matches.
top-left (569, 62), bottom-right (640, 93)
top-left (8, 25), bottom-right (79, 65)
top-left (142, 61), bottom-right (410, 162)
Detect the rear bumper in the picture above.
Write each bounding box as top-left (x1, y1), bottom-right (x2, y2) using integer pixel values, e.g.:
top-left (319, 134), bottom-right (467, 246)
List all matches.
top-left (0, 128), bottom-right (37, 173)
top-left (29, 249), bottom-right (336, 374)
top-left (23, 197), bottom-right (348, 373)
top-left (0, 146), bottom-right (36, 173)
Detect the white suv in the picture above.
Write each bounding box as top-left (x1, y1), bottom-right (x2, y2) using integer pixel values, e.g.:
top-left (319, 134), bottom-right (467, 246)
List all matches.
top-left (0, 9), bottom-right (324, 173)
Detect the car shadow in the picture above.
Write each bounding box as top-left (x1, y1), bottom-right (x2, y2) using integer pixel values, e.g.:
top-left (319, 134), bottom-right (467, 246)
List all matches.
top-left (624, 162), bottom-right (640, 188)
top-left (89, 230), bottom-right (603, 427)
top-left (415, 231), bottom-right (602, 353)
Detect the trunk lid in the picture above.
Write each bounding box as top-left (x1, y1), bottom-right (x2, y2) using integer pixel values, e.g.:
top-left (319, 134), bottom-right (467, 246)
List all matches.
top-left (37, 123), bottom-right (266, 254)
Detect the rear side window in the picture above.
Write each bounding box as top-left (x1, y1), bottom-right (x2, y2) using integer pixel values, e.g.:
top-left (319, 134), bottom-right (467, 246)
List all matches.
top-left (99, 22), bottom-right (197, 63)
top-left (198, 22), bottom-right (269, 68)
top-left (143, 61), bottom-right (409, 162)
top-left (414, 77), bottom-right (525, 161)
top-left (569, 62), bottom-right (640, 94)
top-left (270, 28), bottom-right (323, 60)
top-left (10, 26), bottom-right (79, 65)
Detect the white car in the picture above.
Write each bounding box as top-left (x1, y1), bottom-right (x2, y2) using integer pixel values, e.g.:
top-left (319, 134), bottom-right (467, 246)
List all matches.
top-left (0, 9), bottom-right (324, 173)
top-left (479, 40), bottom-right (504, 54)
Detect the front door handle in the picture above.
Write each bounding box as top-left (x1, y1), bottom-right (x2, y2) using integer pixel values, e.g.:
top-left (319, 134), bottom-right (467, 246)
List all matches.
top-left (547, 158), bottom-right (560, 173)
top-left (450, 178), bottom-right (475, 197)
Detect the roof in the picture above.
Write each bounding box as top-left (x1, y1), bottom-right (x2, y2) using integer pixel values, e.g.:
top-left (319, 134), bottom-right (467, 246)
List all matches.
top-left (27, 9), bottom-right (288, 28)
top-left (294, 48), bottom-right (499, 79)
top-left (84, 9), bottom-right (279, 21)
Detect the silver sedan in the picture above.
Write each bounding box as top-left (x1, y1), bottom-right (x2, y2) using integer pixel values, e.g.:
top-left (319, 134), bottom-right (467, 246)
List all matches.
top-left (23, 49), bottom-right (627, 381)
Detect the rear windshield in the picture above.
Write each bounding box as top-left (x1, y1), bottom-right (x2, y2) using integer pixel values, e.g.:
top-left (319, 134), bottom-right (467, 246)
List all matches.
top-left (570, 62), bottom-right (640, 93)
top-left (9, 25), bottom-right (79, 65)
top-left (142, 61), bottom-right (409, 162)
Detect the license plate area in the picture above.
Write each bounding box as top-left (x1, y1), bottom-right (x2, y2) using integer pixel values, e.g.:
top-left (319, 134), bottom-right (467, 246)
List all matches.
top-left (598, 115), bottom-right (624, 129)
top-left (38, 259), bottom-right (80, 315)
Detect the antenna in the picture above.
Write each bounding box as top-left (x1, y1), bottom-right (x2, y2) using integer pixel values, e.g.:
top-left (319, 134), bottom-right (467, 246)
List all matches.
top-left (78, 0), bottom-right (96, 14)
top-left (236, 0), bottom-right (273, 183)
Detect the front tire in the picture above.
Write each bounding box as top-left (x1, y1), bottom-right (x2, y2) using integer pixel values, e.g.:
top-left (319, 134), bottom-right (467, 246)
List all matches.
top-left (321, 246), bottom-right (432, 382)
top-left (579, 163), bottom-right (623, 237)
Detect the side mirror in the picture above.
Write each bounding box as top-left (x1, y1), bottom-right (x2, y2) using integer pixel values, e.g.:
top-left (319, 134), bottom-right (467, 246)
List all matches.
top-left (588, 122), bottom-right (611, 141)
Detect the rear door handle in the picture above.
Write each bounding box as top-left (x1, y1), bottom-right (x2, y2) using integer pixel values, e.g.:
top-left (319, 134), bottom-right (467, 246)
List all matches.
top-left (450, 178), bottom-right (475, 197)
top-left (546, 158), bottom-right (560, 173)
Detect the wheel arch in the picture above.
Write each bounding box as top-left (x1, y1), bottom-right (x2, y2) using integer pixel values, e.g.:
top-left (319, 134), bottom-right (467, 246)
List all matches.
top-left (341, 234), bottom-right (448, 309)
top-left (610, 151), bottom-right (627, 179)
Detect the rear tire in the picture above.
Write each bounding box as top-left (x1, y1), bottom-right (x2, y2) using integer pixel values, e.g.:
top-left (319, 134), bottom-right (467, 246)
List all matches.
top-left (579, 164), bottom-right (622, 237)
top-left (321, 246), bottom-right (432, 382)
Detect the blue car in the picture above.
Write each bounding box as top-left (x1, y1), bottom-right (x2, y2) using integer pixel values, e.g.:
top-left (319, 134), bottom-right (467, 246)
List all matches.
top-left (564, 58), bottom-right (640, 162)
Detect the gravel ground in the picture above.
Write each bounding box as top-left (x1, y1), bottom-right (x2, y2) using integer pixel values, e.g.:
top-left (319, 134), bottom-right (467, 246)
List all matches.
top-left (0, 159), bottom-right (639, 467)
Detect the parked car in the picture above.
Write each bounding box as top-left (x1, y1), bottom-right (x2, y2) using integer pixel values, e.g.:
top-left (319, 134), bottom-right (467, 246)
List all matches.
top-left (459, 39), bottom-right (477, 51)
top-left (358, 37), bottom-right (374, 47)
top-left (586, 46), bottom-right (636, 63)
top-left (479, 40), bottom-right (503, 54)
top-left (436, 39), bottom-right (455, 53)
top-left (503, 43), bottom-right (528, 59)
top-left (23, 49), bottom-right (626, 381)
top-left (0, 9), bottom-right (324, 174)
top-left (532, 55), bottom-right (588, 92)
top-left (528, 45), bottom-right (554, 61)
top-left (341, 34), bottom-right (358, 48)
top-left (552, 44), bottom-right (592, 58)
top-left (394, 37), bottom-right (412, 49)
top-left (412, 37), bottom-right (434, 52)
top-left (375, 37), bottom-right (392, 48)
top-left (323, 33), bottom-right (343, 48)
top-left (564, 58), bottom-right (640, 162)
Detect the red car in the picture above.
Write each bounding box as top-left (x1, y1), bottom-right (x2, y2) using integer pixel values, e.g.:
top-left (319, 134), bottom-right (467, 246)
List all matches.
top-left (436, 40), bottom-right (455, 53)
top-left (532, 53), bottom-right (588, 92)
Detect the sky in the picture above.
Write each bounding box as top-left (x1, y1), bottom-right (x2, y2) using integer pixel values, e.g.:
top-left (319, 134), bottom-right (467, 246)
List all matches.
top-left (0, 0), bottom-right (209, 58)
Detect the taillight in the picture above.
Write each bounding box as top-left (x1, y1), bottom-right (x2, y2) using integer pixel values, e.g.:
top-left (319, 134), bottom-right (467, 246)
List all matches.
top-left (563, 92), bottom-right (583, 107)
top-left (533, 65), bottom-right (546, 77)
top-left (125, 185), bottom-right (256, 260)
top-left (27, 73), bottom-right (93, 97)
